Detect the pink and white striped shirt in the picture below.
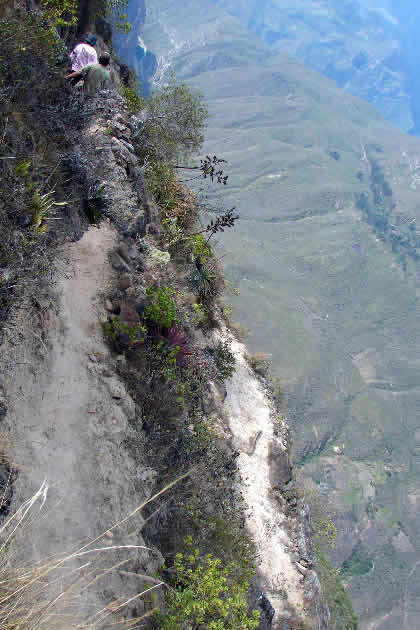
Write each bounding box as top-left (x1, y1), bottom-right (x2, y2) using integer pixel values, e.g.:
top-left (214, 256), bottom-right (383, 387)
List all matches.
top-left (70, 43), bottom-right (98, 72)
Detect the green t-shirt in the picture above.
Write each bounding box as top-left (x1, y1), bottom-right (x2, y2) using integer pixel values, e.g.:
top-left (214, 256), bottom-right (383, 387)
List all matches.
top-left (81, 63), bottom-right (110, 96)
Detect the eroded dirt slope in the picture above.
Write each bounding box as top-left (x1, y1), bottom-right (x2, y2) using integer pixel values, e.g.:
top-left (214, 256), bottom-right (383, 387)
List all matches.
top-left (2, 223), bottom-right (159, 616)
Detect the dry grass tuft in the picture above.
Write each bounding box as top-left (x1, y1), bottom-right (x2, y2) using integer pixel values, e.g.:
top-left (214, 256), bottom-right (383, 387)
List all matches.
top-left (0, 473), bottom-right (189, 629)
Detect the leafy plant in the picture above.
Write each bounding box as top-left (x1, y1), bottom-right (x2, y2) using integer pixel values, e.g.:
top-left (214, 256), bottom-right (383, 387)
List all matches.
top-left (190, 208), bottom-right (239, 246)
top-left (103, 315), bottom-right (146, 350)
top-left (134, 78), bottom-right (208, 164)
top-left (146, 164), bottom-right (196, 232)
top-left (214, 340), bottom-right (235, 381)
top-left (105, 0), bottom-right (132, 32)
top-left (248, 352), bottom-right (271, 377)
top-left (40, 0), bottom-right (78, 26)
top-left (195, 257), bottom-right (216, 300)
top-left (187, 234), bottom-right (212, 260)
top-left (191, 302), bottom-right (208, 327)
top-left (14, 160), bottom-right (32, 178)
top-left (172, 154), bottom-right (229, 185)
top-left (120, 83), bottom-right (144, 114)
top-left (155, 540), bottom-right (259, 630)
top-left (167, 325), bottom-right (191, 365)
top-left (0, 11), bottom-right (65, 102)
top-left (145, 286), bottom-right (179, 330)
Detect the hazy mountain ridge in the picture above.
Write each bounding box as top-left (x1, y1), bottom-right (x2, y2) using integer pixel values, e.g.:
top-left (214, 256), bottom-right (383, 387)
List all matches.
top-left (210, 0), bottom-right (420, 134)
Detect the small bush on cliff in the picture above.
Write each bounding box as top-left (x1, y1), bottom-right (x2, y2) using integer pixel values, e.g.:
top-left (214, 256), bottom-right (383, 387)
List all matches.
top-left (120, 82), bottom-right (144, 113)
top-left (145, 286), bottom-right (179, 330)
top-left (135, 78), bottom-right (208, 164)
top-left (154, 539), bottom-right (259, 630)
top-left (104, 315), bottom-right (146, 351)
top-left (214, 340), bottom-right (236, 381)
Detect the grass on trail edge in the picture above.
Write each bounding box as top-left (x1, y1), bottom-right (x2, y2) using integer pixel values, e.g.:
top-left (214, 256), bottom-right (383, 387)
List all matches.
top-left (0, 473), bottom-right (189, 630)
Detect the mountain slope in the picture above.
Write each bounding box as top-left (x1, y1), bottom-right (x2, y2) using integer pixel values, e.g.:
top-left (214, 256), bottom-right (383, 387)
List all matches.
top-left (211, 0), bottom-right (413, 131)
top-left (114, 2), bottom-right (420, 628)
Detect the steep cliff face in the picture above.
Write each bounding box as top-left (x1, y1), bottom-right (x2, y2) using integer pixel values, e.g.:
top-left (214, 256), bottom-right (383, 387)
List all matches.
top-left (223, 332), bottom-right (331, 628)
top-left (112, 0), bottom-right (157, 94)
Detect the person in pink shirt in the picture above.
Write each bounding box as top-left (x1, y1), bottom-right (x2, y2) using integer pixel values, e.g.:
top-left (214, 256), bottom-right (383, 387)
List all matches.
top-left (70, 34), bottom-right (98, 72)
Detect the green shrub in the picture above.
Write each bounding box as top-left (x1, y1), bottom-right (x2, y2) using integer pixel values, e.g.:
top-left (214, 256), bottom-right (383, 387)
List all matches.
top-left (145, 286), bottom-right (179, 329)
top-left (155, 540), bottom-right (259, 630)
top-left (31, 189), bottom-right (67, 235)
top-left (135, 78), bottom-right (208, 164)
top-left (214, 340), bottom-right (236, 381)
top-left (105, 0), bottom-right (132, 32)
top-left (14, 160), bottom-right (32, 178)
top-left (0, 10), bottom-right (65, 104)
top-left (103, 316), bottom-right (146, 350)
top-left (190, 302), bottom-right (208, 327)
top-left (120, 83), bottom-right (144, 113)
top-left (146, 163), bottom-right (178, 209)
top-left (196, 258), bottom-right (216, 300)
top-left (40, 0), bottom-right (78, 26)
top-left (248, 352), bottom-right (271, 377)
top-left (187, 234), bottom-right (212, 260)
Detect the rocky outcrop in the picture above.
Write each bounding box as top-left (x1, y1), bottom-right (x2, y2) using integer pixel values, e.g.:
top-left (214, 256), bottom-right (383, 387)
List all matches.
top-left (63, 91), bottom-right (158, 237)
top-left (224, 331), bottom-right (330, 629)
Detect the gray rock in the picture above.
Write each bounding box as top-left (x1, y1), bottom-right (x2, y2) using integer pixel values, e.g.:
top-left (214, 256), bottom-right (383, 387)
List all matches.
top-left (104, 377), bottom-right (127, 401)
top-left (0, 397), bottom-right (7, 419)
top-left (116, 243), bottom-right (132, 264)
top-left (119, 273), bottom-right (131, 290)
top-left (109, 251), bottom-right (131, 272)
top-left (303, 570), bottom-right (331, 630)
top-left (119, 138), bottom-right (135, 153)
top-left (269, 441), bottom-right (292, 489)
top-left (295, 562), bottom-right (308, 576)
top-left (111, 121), bottom-right (127, 134)
top-left (65, 92), bottom-right (153, 238)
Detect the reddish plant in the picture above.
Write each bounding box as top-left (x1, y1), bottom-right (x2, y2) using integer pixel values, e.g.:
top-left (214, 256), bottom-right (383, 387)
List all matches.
top-left (167, 325), bottom-right (192, 365)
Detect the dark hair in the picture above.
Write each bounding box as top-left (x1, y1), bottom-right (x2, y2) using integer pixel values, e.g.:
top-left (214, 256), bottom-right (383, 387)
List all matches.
top-left (85, 34), bottom-right (97, 46)
top-left (99, 53), bottom-right (111, 67)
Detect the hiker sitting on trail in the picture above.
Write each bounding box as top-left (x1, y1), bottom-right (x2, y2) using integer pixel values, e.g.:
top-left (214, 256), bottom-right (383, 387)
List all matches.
top-left (70, 34), bottom-right (98, 72)
top-left (65, 53), bottom-right (111, 96)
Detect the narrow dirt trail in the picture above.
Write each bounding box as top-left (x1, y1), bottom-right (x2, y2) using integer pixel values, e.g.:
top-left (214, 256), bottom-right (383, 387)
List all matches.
top-left (4, 223), bottom-right (152, 609)
top-left (224, 335), bottom-right (305, 626)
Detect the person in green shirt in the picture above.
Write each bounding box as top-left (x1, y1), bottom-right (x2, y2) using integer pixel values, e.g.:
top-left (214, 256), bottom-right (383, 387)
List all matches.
top-left (66, 52), bottom-right (111, 96)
